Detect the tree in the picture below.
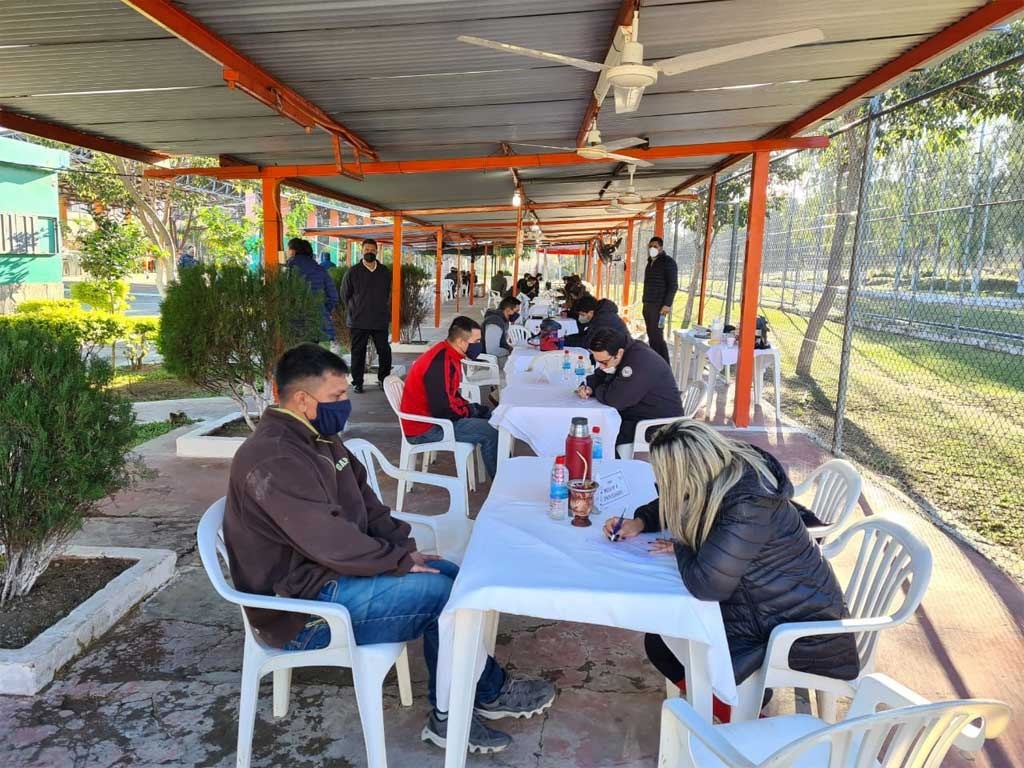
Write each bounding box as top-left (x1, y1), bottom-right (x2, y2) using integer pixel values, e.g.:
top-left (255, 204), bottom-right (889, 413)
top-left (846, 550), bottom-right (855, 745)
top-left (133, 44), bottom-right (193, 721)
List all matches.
top-left (197, 206), bottom-right (254, 266)
top-left (0, 323), bottom-right (139, 605)
top-left (76, 214), bottom-right (147, 312)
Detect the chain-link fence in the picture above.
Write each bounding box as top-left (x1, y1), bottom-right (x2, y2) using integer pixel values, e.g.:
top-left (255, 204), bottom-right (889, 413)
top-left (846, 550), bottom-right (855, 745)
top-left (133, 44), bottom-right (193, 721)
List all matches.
top-left (665, 63), bottom-right (1024, 557)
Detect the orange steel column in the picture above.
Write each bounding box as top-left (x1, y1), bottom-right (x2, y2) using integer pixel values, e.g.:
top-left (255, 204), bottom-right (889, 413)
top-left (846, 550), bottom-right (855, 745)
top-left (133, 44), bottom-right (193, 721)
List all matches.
top-left (434, 229), bottom-right (443, 328)
top-left (391, 215), bottom-right (403, 343)
top-left (654, 199), bottom-right (666, 240)
top-left (622, 219), bottom-right (635, 306)
top-left (512, 208), bottom-right (523, 288)
top-left (697, 174), bottom-right (718, 325)
top-left (469, 247), bottom-right (476, 306)
top-left (733, 152), bottom-right (770, 428)
top-left (596, 257), bottom-right (603, 297)
top-left (261, 177), bottom-right (282, 275)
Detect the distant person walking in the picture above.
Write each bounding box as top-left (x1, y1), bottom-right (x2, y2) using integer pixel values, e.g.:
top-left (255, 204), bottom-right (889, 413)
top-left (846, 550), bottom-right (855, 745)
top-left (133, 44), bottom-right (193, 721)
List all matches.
top-left (340, 238), bottom-right (393, 393)
top-left (319, 251), bottom-right (335, 269)
top-left (177, 247), bottom-right (197, 271)
top-left (642, 235), bottom-right (678, 363)
top-left (286, 237), bottom-right (339, 346)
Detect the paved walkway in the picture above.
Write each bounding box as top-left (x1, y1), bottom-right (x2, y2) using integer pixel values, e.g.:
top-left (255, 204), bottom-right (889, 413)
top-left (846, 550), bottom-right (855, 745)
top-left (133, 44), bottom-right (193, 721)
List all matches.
top-left (3, 300), bottom-right (1020, 767)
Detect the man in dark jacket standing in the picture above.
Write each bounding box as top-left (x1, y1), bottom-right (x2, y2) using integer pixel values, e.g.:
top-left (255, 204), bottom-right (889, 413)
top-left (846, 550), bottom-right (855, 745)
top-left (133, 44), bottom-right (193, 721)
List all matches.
top-left (642, 236), bottom-right (678, 363)
top-left (287, 238), bottom-right (339, 345)
top-left (578, 328), bottom-right (683, 448)
top-left (340, 238), bottom-right (392, 393)
top-left (224, 343), bottom-right (554, 753)
top-left (564, 295), bottom-right (629, 349)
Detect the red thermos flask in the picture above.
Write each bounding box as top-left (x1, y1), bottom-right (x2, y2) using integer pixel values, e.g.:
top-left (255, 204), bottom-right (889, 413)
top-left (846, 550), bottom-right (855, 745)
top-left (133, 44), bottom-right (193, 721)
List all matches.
top-left (565, 417), bottom-right (593, 482)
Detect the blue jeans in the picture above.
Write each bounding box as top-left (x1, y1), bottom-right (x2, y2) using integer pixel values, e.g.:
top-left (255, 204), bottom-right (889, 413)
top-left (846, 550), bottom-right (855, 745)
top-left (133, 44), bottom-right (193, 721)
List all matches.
top-left (286, 559), bottom-right (505, 709)
top-left (409, 418), bottom-right (498, 478)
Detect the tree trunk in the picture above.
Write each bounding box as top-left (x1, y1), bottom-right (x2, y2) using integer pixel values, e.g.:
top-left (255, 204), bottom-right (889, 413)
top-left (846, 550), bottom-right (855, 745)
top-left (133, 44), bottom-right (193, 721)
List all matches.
top-left (796, 126), bottom-right (867, 377)
top-left (0, 534), bottom-right (71, 607)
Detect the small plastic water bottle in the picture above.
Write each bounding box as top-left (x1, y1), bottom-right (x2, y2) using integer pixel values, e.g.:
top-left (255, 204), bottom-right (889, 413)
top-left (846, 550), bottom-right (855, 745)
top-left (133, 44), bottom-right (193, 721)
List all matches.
top-left (549, 456), bottom-right (569, 520)
top-left (658, 313), bottom-right (667, 329)
top-left (575, 355), bottom-right (587, 389)
top-left (561, 350), bottom-right (571, 382)
top-left (591, 426), bottom-right (603, 461)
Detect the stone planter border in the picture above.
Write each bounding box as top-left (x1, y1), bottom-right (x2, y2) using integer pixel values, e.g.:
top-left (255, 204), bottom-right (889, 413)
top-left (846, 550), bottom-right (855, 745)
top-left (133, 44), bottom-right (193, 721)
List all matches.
top-left (176, 411), bottom-right (257, 459)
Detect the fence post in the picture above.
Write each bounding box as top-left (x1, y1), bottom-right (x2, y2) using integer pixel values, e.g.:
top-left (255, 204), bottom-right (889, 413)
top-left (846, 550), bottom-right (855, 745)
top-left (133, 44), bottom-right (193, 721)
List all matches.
top-left (833, 98), bottom-right (880, 454)
top-left (724, 203), bottom-right (741, 325)
top-left (779, 182), bottom-right (796, 308)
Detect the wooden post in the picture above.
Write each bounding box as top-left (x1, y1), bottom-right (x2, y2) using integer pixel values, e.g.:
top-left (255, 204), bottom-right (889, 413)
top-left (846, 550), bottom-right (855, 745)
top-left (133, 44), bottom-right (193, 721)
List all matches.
top-left (732, 153), bottom-right (770, 428)
top-left (391, 215), bottom-right (402, 343)
top-left (434, 228), bottom-right (443, 328)
top-left (697, 174), bottom-right (718, 325)
top-left (261, 177), bottom-right (282, 274)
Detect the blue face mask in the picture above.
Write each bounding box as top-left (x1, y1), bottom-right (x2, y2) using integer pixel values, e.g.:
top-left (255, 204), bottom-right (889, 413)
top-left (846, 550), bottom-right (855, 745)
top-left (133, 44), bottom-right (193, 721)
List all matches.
top-left (311, 399), bottom-right (352, 435)
top-left (466, 342), bottom-right (484, 360)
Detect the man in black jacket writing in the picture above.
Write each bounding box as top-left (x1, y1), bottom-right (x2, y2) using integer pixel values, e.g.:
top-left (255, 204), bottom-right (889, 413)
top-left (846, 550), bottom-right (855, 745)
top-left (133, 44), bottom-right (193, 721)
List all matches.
top-left (642, 236), bottom-right (678, 363)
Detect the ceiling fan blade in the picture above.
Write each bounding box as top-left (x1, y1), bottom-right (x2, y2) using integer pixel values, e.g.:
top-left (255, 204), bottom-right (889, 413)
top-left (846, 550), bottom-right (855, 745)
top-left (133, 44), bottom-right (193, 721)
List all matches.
top-left (457, 35), bottom-right (608, 73)
top-left (506, 142), bottom-right (577, 152)
top-left (654, 29), bottom-right (825, 78)
top-left (605, 152), bottom-right (654, 168)
top-left (599, 136), bottom-right (647, 152)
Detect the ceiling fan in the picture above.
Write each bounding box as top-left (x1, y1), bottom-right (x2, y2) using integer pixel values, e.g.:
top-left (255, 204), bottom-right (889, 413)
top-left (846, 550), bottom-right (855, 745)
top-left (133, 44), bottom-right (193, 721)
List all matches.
top-left (510, 122), bottom-right (653, 167)
top-left (458, 13), bottom-right (823, 114)
top-left (606, 165), bottom-right (644, 213)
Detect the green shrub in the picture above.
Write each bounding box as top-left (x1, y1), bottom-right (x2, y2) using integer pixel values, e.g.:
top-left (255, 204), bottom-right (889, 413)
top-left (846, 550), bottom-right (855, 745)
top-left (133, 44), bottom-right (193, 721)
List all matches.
top-left (0, 323), bottom-right (140, 605)
top-left (158, 265), bottom-right (321, 429)
top-left (0, 306), bottom-right (124, 358)
top-left (329, 264), bottom-right (351, 351)
top-left (124, 317), bottom-right (160, 371)
top-left (15, 299), bottom-right (78, 314)
top-left (398, 263), bottom-right (431, 343)
top-left (70, 280), bottom-right (132, 314)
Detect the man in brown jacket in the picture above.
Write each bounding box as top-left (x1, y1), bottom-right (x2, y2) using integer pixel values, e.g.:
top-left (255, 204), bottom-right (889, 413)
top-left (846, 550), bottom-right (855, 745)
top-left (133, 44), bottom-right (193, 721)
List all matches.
top-left (224, 343), bottom-right (554, 754)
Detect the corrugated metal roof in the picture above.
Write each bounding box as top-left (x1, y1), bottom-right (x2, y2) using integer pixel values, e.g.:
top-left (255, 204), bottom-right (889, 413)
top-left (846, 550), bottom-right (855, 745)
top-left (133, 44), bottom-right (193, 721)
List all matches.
top-left (0, 0), bottom-right (1011, 230)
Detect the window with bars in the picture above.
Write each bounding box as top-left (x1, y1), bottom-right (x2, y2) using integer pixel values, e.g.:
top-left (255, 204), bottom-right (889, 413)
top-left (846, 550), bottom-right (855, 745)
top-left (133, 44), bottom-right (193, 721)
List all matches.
top-left (0, 214), bottom-right (58, 255)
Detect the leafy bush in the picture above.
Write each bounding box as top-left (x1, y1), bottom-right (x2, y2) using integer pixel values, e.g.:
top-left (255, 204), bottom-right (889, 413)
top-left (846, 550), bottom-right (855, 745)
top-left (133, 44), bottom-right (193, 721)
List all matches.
top-left (124, 317), bottom-right (160, 371)
top-left (398, 263), bottom-right (431, 343)
top-left (158, 265), bottom-right (321, 429)
top-left (329, 264), bottom-right (351, 352)
top-left (0, 306), bottom-right (124, 358)
top-left (70, 279), bottom-right (132, 314)
top-left (0, 323), bottom-right (140, 605)
top-left (15, 299), bottom-right (78, 314)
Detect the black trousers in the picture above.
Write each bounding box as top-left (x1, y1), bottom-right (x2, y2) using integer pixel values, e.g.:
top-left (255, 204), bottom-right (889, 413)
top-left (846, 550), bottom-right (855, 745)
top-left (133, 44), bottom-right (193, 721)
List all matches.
top-left (645, 633), bottom-right (686, 684)
top-left (350, 328), bottom-right (392, 386)
top-left (643, 303), bottom-right (670, 363)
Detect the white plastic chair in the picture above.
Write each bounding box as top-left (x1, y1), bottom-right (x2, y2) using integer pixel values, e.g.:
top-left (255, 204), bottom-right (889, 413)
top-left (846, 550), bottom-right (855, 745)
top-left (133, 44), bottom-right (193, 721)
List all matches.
top-left (733, 517), bottom-right (933, 723)
top-left (516, 293), bottom-right (531, 319)
top-left (197, 499), bottom-right (413, 768)
top-left (525, 350), bottom-right (577, 383)
top-left (659, 672), bottom-right (1009, 768)
top-left (793, 459), bottom-right (862, 543)
top-left (345, 438), bottom-right (473, 562)
top-left (441, 278), bottom-right (455, 301)
top-left (382, 375), bottom-right (479, 511)
top-left (507, 324), bottom-right (529, 347)
top-left (754, 347), bottom-right (782, 421)
top-left (460, 353), bottom-right (501, 405)
top-left (616, 380), bottom-right (709, 459)
top-left (486, 290), bottom-right (502, 309)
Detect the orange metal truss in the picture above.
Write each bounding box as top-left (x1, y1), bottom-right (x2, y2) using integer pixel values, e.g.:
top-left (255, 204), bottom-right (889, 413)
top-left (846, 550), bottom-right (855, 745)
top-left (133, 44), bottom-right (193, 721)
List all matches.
top-left (0, 110), bottom-right (169, 165)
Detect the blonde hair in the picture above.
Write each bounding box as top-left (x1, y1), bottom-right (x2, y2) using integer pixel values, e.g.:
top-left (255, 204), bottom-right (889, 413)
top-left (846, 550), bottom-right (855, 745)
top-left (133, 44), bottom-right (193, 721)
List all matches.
top-left (648, 420), bottom-right (777, 550)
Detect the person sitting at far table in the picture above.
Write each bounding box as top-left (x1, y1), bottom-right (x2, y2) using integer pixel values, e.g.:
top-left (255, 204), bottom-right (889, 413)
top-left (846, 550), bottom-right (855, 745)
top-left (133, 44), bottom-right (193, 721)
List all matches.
top-left (577, 328), bottom-right (683, 451)
top-left (603, 420), bottom-right (859, 721)
top-left (564, 294), bottom-right (629, 349)
top-left (401, 316), bottom-right (500, 479)
top-left (481, 296), bottom-right (522, 363)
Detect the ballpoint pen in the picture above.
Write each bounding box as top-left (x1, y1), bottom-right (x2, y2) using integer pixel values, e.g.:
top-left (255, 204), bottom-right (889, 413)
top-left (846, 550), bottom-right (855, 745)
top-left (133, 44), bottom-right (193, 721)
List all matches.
top-left (610, 511), bottom-right (627, 542)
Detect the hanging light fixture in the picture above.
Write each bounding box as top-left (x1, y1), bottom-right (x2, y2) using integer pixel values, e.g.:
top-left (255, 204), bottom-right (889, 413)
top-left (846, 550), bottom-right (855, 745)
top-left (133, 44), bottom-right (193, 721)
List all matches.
top-left (512, 190), bottom-right (522, 207)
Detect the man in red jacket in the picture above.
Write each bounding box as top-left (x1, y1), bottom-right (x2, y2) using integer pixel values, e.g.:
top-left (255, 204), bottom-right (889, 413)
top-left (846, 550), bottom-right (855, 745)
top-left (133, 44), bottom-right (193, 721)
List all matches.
top-left (401, 316), bottom-right (499, 479)
top-left (225, 343), bottom-right (554, 753)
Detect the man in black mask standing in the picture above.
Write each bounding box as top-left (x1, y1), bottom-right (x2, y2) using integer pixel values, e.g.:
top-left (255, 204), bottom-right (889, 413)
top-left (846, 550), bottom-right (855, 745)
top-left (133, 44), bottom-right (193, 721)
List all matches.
top-left (340, 238), bottom-right (393, 393)
top-left (642, 236), bottom-right (678, 363)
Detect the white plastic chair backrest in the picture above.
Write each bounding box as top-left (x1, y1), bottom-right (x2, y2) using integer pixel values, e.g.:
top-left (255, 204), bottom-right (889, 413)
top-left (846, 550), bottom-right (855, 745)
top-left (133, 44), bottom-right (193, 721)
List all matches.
top-left (344, 439), bottom-right (387, 503)
top-left (761, 698), bottom-right (1009, 768)
top-left (196, 498), bottom-right (257, 636)
top-left (824, 517), bottom-right (932, 667)
top-left (382, 374), bottom-right (405, 418)
top-left (507, 324), bottom-right (529, 346)
top-left (682, 381), bottom-right (707, 418)
top-left (797, 459), bottom-right (862, 527)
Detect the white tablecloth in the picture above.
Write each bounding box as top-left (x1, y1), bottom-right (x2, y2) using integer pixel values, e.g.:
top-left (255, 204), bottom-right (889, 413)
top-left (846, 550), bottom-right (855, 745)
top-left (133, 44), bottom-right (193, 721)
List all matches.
top-left (674, 329), bottom-right (738, 390)
top-left (489, 375), bottom-right (620, 459)
top-left (436, 457), bottom-right (735, 767)
top-left (506, 345), bottom-right (589, 375)
top-left (524, 317), bottom-right (579, 337)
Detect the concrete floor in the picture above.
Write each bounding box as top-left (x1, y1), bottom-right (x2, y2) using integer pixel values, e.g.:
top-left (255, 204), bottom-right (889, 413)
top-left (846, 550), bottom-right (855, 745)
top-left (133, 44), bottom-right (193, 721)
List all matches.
top-left (3, 303), bottom-right (1021, 767)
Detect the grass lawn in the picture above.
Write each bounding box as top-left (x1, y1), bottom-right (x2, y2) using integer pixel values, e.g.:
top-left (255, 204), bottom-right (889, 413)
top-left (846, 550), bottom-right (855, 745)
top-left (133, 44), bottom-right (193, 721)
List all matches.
top-left (697, 296), bottom-right (1024, 557)
top-left (129, 419), bottom-right (194, 449)
top-left (110, 364), bottom-right (226, 402)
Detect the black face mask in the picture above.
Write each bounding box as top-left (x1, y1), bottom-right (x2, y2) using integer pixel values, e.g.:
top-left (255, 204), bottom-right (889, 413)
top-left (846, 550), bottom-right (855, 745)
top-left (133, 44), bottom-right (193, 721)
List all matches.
top-left (466, 342), bottom-right (484, 360)
top-left (509, 312), bottom-right (521, 324)
top-left (363, 252), bottom-right (377, 263)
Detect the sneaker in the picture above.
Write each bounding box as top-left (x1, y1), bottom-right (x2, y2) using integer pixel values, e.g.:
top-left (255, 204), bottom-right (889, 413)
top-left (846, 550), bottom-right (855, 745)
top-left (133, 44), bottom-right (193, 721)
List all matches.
top-left (475, 675), bottom-right (556, 721)
top-left (421, 710), bottom-right (512, 754)
top-left (352, 383), bottom-right (364, 394)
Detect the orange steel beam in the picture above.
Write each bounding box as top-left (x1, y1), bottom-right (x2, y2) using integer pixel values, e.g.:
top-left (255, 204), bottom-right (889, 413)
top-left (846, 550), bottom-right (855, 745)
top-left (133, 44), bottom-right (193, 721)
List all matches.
top-left (666, 0), bottom-right (1024, 197)
top-left (0, 109), bottom-right (169, 165)
top-left (145, 137), bottom-right (829, 180)
top-left (434, 229), bottom-right (443, 329)
top-left (369, 196), bottom-right (696, 217)
top-left (622, 219), bottom-right (635, 306)
top-left (697, 174), bottom-right (718, 325)
top-left (391, 216), bottom-right (403, 343)
top-left (121, 0), bottom-right (374, 159)
top-left (654, 200), bottom-right (666, 240)
top-left (262, 177), bottom-right (283, 275)
top-left (576, 0), bottom-right (642, 147)
top-left (451, 216), bottom-right (633, 229)
top-left (732, 153), bottom-right (770, 428)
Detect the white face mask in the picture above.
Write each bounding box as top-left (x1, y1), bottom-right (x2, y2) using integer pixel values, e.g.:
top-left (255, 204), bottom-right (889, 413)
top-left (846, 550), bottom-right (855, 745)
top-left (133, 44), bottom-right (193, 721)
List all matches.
top-left (649, 246), bottom-right (660, 258)
top-left (600, 365), bottom-right (617, 375)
